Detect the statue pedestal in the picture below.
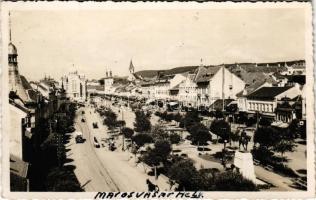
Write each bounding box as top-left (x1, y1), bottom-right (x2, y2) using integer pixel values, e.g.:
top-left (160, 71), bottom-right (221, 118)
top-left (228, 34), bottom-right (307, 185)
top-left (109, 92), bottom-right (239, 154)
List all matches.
top-left (234, 151), bottom-right (257, 183)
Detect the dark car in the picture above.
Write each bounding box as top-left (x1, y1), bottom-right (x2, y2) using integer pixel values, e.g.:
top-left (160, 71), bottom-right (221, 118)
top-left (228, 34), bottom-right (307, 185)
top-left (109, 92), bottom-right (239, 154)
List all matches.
top-left (75, 135), bottom-right (84, 143)
top-left (81, 118), bottom-right (85, 122)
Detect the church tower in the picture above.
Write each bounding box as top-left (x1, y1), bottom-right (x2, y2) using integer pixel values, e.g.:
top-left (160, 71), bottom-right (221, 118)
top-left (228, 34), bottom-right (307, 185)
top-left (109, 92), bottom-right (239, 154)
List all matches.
top-left (8, 12), bottom-right (28, 101)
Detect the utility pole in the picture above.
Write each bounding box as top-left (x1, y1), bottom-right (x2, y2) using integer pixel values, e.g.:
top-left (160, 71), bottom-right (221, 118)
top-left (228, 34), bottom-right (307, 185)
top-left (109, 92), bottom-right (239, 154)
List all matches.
top-left (121, 106), bottom-right (125, 151)
top-left (222, 66), bottom-right (225, 112)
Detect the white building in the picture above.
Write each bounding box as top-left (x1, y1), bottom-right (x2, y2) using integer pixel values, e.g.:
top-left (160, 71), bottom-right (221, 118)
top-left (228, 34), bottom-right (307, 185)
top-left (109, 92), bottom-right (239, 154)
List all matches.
top-left (280, 61), bottom-right (306, 76)
top-left (104, 70), bottom-right (114, 95)
top-left (181, 65), bottom-right (246, 108)
top-left (237, 82), bottom-right (272, 112)
top-left (178, 73), bottom-right (198, 107)
top-left (60, 71), bottom-right (87, 102)
top-left (245, 84), bottom-right (302, 119)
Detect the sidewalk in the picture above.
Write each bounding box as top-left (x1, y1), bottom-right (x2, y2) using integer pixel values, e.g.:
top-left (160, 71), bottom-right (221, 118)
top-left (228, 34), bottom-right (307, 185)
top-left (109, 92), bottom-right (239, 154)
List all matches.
top-left (254, 165), bottom-right (296, 191)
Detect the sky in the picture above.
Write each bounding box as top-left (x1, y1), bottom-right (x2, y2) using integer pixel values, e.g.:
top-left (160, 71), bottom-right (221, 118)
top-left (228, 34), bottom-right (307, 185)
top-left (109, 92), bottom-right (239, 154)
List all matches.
top-left (10, 8), bottom-right (306, 81)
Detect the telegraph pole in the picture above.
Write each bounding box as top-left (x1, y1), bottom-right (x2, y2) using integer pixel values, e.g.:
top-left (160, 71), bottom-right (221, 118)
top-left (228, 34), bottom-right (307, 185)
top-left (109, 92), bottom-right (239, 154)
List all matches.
top-left (121, 106), bottom-right (125, 151)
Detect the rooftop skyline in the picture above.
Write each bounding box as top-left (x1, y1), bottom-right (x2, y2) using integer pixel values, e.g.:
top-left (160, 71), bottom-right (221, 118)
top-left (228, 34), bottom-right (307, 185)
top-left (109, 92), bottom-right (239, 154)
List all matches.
top-left (10, 8), bottom-right (306, 81)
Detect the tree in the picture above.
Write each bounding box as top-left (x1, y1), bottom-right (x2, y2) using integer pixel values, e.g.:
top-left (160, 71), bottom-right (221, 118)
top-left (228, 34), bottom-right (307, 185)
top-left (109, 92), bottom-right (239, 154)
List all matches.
top-left (168, 159), bottom-right (201, 191)
top-left (169, 133), bottom-right (181, 144)
top-left (103, 109), bottom-right (118, 129)
top-left (287, 119), bottom-right (301, 139)
top-left (46, 166), bottom-right (83, 191)
top-left (254, 127), bottom-right (281, 149)
top-left (132, 133), bottom-right (153, 147)
top-left (142, 140), bottom-right (172, 166)
top-left (116, 120), bottom-right (126, 128)
top-left (151, 124), bottom-right (169, 141)
top-left (122, 127), bottom-right (134, 139)
top-left (179, 111), bottom-right (201, 129)
top-left (212, 171), bottom-right (258, 191)
top-left (56, 116), bottom-right (69, 134)
top-left (153, 140), bottom-right (172, 162)
top-left (142, 140), bottom-right (172, 179)
top-left (134, 110), bottom-right (151, 133)
top-left (189, 123), bottom-right (212, 146)
top-left (210, 120), bottom-right (230, 141)
top-left (273, 140), bottom-right (297, 157)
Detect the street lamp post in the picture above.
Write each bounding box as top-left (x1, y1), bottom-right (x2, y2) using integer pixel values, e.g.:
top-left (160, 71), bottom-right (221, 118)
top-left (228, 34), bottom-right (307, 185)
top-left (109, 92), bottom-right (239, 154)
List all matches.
top-left (121, 106), bottom-right (125, 151)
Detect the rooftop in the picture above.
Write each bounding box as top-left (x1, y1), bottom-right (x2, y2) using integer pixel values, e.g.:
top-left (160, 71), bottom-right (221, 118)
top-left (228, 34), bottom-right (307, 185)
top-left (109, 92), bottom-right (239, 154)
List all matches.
top-left (210, 99), bottom-right (235, 110)
top-left (87, 85), bottom-right (104, 91)
top-left (194, 66), bottom-right (222, 83)
top-left (247, 86), bottom-right (293, 100)
top-left (10, 154), bottom-right (29, 178)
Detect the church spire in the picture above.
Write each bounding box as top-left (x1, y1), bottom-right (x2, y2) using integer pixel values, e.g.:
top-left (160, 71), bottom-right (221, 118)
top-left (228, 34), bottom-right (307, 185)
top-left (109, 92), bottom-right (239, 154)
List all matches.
top-left (200, 58), bottom-right (203, 67)
top-left (129, 59), bottom-right (135, 74)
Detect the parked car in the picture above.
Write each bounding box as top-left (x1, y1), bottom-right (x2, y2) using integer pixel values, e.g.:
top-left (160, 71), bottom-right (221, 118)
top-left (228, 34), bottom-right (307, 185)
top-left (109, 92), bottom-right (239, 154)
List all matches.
top-left (94, 137), bottom-right (100, 148)
top-left (75, 135), bottom-right (84, 143)
top-left (75, 132), bottom-right (84, 143)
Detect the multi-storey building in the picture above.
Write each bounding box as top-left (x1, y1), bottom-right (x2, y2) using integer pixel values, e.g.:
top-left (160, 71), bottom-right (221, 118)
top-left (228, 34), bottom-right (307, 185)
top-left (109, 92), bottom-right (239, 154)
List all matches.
top-left (60, 70), bottom-right (87, 103)
top-left (104, 70), bottom-right (114, 95)
top-left (245, 84), bottom-right (302, 120)
top-left (178, 73), bottom-right (198, 107)
top-left (195, 65), bottom-right (245, 107)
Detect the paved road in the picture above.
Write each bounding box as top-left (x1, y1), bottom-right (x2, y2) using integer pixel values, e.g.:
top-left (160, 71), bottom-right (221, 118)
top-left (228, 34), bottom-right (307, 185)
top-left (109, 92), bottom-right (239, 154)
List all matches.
top-left (66, 105), bottom-right (171, 192)
top-left (65, 111), bottom-right (119, 191)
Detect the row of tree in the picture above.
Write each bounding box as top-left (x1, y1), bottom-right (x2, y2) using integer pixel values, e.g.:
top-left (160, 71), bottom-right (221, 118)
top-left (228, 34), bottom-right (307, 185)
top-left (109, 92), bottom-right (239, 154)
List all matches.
top-left (100, 108), bottom-right (127, 130)
top-left (131, 109), bottom-right (258, 191)
top-left (31, 102), bottom-right (83, 191)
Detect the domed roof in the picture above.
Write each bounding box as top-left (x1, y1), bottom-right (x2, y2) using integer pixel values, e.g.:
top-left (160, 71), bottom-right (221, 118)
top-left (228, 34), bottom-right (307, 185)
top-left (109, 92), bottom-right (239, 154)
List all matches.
top-left (8, 42), bottom-right (17, 55)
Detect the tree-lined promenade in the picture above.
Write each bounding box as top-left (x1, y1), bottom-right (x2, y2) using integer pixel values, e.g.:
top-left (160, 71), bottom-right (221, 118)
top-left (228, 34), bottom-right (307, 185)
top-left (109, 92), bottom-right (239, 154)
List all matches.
top-left (97, 104), bottom-right (258, 191)
top-left (95, 96), bottom-right (307, 191)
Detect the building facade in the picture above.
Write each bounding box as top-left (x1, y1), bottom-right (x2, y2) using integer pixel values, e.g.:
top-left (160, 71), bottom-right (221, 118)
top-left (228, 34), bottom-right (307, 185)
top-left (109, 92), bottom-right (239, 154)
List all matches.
top-left (60, 71), bottom-right (87, 102)
top-left (245, 84), bottom-right (302, 120)
top-left (178, 73), bottom-right (198, 107)
top-left (104, 70), bottom-right (114, 95)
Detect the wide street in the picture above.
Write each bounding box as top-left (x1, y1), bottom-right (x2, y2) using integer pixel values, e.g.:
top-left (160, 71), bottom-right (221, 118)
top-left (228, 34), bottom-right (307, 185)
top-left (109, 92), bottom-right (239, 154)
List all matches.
top-left (62, 97), bottom-right (307, 192)
top-left (65, 105), bottom-right (170, 192)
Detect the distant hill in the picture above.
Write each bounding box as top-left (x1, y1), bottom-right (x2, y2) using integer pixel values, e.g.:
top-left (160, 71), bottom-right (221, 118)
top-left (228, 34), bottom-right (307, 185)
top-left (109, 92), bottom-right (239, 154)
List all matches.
top-left (135, 60), bottom-right (305, 79)
top-left (135, 66), bottom-right (198, 78)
